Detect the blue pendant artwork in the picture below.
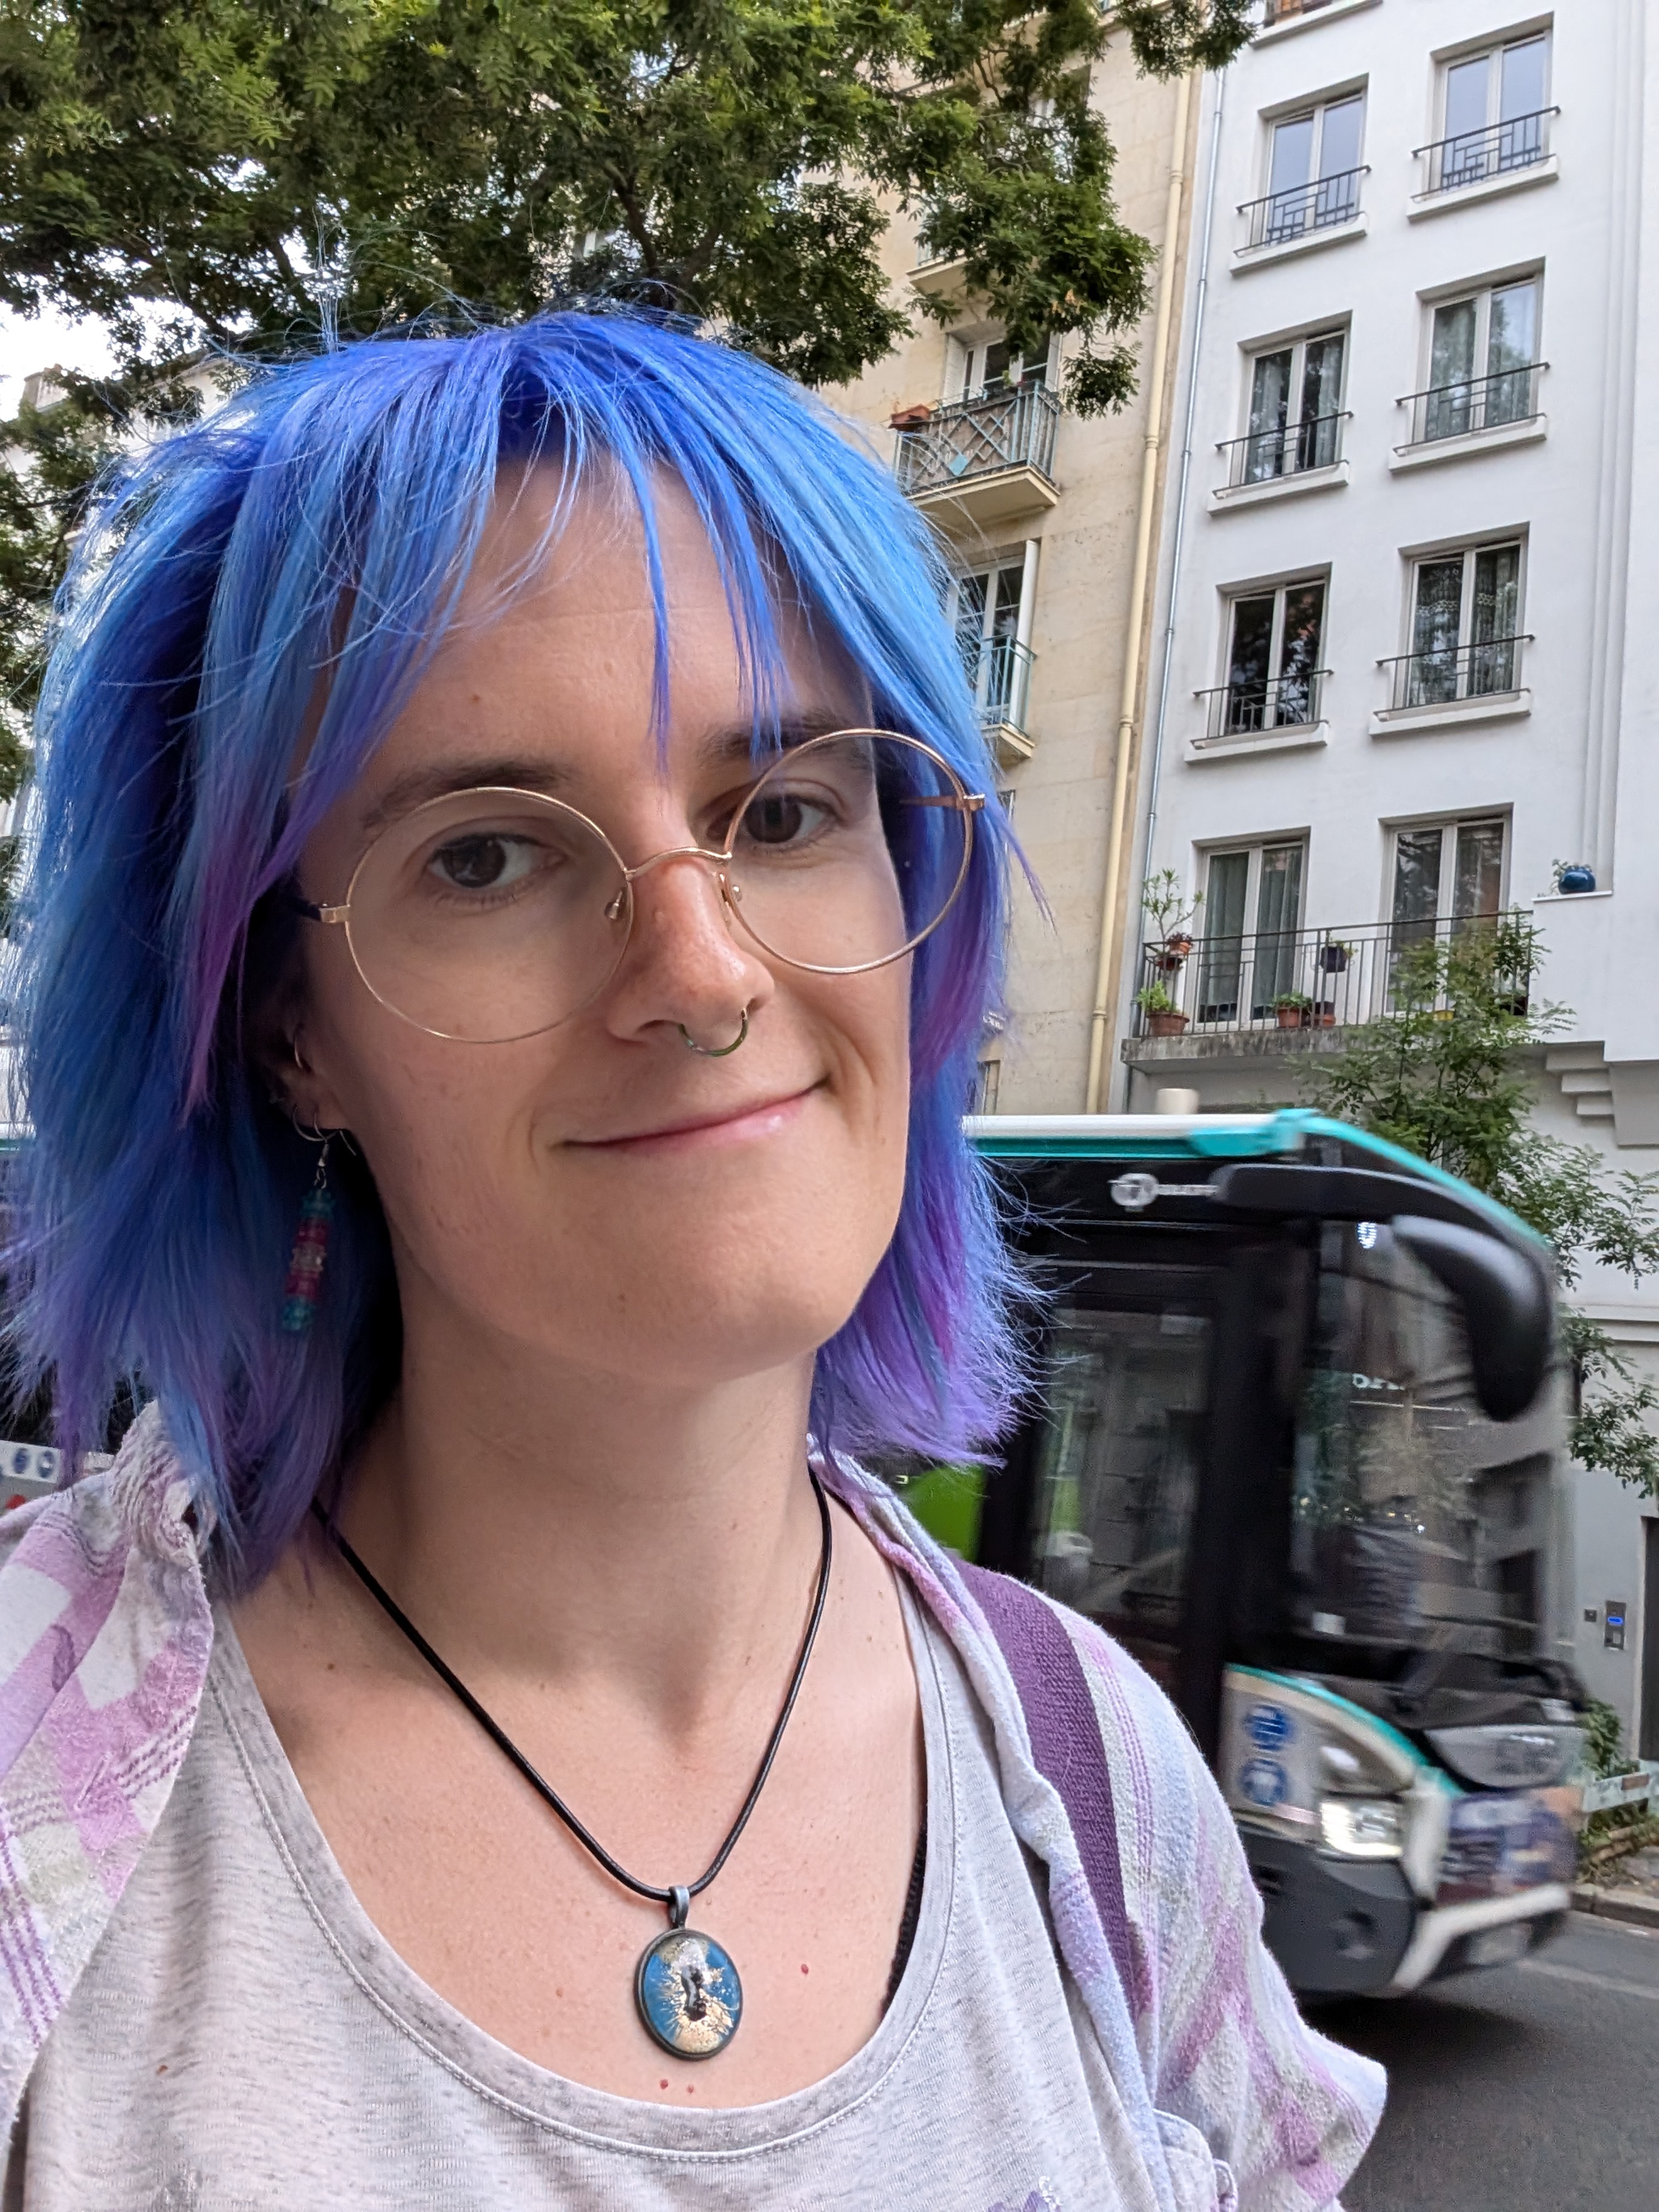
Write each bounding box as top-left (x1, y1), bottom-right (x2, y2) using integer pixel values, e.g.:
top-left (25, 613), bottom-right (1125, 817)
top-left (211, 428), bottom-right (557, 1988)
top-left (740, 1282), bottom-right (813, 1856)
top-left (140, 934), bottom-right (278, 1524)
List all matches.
top-left (635, 1926), bottom-right (743, 2058)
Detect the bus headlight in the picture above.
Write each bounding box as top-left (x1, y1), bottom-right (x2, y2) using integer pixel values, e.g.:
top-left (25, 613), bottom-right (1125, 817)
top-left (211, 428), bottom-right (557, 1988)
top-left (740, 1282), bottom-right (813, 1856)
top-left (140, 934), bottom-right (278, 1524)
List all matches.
top-left (1318, 1797), bottom-right (1406, 1858)
top-left (1426, 1723), bottom-right (1584, 1789)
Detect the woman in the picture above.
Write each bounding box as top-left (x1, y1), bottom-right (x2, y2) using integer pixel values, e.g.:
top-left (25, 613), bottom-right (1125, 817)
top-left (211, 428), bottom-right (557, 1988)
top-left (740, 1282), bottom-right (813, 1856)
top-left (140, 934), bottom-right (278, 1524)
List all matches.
top-left (0, 313), bottom-right (1381, 2208)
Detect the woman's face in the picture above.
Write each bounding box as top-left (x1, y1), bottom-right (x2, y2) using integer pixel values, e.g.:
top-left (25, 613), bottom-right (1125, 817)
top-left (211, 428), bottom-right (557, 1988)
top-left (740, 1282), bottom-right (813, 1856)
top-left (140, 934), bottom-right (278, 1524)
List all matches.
top-left (284, 472), bottom-right (913, 1392)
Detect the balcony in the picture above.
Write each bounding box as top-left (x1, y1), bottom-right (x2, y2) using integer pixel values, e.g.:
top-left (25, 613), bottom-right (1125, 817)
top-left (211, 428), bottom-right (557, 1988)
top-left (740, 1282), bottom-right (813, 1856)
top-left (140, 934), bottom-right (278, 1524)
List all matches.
top-left (967, 635), bottom-right (1036, 766)
top-left (1378, 634), bottom-right (1530, 713)
top-left (1215, 411), bottom-right (1349, 499)
top-left (1238, 167), bottom-right (1366, 258)
top-left (893, 383), bottom-right (1061, 535)
top-left (1394, 364), bottom-right (1546, 461)
top-left (1413, 109), bottom-right (1558, 203)
top-left (1195, 668), bottom-right (1329, 746)
top-left (1127, 914), bottom-right (1529, 1053)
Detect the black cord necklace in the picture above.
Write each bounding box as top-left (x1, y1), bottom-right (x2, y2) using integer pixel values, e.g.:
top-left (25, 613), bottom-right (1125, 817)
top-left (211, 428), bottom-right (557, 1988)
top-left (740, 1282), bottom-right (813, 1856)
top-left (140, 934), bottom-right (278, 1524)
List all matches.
top-left (312, 1472), bottom-right (833, 2060)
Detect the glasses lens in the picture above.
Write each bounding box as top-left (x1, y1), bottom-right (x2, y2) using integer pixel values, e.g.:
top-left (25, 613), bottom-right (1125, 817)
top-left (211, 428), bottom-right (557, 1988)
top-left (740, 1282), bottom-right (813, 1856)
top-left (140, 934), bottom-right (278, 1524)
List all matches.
top-left (723, 732), bottom-right (972, 974)
top-left (344, 789), bottom-right (629, 1041)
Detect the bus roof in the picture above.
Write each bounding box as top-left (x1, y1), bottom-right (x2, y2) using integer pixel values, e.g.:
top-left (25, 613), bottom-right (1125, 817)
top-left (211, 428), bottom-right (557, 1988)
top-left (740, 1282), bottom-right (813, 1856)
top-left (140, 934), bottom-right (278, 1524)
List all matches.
top-left (966, 1108), bottom-right (1550, 1255)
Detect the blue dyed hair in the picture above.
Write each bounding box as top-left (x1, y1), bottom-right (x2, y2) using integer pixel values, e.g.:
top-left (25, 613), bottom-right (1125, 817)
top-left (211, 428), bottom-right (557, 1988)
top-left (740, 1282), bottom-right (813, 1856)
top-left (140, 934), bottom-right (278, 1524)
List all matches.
top-left (11, 310), bottom-right (1024, 1585)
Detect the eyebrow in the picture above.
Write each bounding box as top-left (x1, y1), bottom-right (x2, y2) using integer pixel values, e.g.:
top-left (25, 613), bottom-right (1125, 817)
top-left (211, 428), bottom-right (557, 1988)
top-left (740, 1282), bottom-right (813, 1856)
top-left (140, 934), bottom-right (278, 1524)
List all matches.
top-left (355, 712), bottom-right (859, 836)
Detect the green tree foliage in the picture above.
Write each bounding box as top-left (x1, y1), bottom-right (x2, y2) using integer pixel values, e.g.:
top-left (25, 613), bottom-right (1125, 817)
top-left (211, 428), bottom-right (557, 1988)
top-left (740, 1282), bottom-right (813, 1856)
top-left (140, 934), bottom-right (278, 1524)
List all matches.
top-left (0, 2), bottom-right (1258, 375)
top-left (1308, 919), bottom-right (1659, 1496)
top-left (0, 0), bottom-right (1252, 749)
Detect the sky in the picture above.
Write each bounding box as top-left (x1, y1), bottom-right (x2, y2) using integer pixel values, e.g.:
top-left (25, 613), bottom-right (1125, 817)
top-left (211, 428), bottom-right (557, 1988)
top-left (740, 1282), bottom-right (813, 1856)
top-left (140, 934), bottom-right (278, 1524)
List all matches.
top-left (0, 303), bottom-right (116, 417)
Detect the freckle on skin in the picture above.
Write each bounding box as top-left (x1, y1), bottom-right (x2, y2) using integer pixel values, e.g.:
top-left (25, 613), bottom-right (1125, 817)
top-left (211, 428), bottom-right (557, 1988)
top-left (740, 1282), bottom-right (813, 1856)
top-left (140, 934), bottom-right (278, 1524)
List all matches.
top-left (660, 2079), bottom-right (669, 2090)
top-left (801, 1963), bottom-right (809, 1974)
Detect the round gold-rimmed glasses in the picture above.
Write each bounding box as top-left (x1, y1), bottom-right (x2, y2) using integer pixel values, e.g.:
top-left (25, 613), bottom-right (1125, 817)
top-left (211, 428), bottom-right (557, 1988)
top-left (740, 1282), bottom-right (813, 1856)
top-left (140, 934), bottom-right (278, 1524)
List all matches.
top-left (291, 728), bottom-right (986, 1044)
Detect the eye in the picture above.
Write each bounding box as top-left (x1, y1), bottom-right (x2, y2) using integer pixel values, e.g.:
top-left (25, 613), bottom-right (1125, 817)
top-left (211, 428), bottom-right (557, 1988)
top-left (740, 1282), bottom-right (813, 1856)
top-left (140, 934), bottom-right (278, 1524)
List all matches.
top-left (736, 788), bottom-right (836, 851)
top-left (426, 832), bottom-right (538, 892)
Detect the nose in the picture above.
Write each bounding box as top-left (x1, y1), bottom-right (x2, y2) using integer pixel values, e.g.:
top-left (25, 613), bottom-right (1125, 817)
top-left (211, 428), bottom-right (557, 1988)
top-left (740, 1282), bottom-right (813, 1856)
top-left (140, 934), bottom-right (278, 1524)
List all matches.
top-left (605, 848), bottom-right (774, 1049)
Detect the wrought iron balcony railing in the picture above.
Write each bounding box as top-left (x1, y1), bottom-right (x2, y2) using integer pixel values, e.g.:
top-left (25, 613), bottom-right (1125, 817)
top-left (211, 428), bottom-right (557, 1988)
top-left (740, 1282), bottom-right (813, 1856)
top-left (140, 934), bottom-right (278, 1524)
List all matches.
top-left (1379, 634), bottom-right (1530, 711)
top-left (967, 635), bottom-right (1034, 736)
top-left (1130, 913), bottom-right (1528, 1041)
top-left (894, 382), bottom-right (1060, 501)
top-left (1239, 166), bottom-right (1366, 250)
top-left (1415, 107), bottom-right (1558, 196)
top-left (1218, 411), bottom-right (1349, 488)
top-left (1196, 668), bottom-right (1329, 740)
top-left (1397, 363), bottom-right (1546, 449)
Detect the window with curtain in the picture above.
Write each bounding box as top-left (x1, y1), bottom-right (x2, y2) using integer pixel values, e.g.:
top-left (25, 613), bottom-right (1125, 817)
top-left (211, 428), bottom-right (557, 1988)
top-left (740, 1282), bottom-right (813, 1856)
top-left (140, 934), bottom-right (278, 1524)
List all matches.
top-left (1223, 579), bottom-right (1327, 732)
top-left (1406, 543), bottom-right (1523, 704)
top-left (1390, 817), bottom-right (1507, 960)
top-left (1197, 842), bottom-right (1307, 1022)
top-left (1423, 277), bottom-right (1540, 440)
top-left (1244, 329), bottom-right (1347, 480)
top-left (954, 560), bottom-right (1028, 727)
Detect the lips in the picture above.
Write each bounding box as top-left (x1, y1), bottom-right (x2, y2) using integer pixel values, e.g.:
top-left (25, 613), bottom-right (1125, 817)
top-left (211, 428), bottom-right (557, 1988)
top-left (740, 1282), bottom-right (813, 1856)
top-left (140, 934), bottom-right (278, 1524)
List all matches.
top-left (566, 1084), bottom-right (818, 1155)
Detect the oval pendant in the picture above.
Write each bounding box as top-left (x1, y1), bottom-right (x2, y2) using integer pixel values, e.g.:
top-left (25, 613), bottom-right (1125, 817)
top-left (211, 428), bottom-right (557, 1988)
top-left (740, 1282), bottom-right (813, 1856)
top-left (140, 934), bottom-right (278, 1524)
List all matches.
top-left (635, 1926), bottom-right (743, 2059)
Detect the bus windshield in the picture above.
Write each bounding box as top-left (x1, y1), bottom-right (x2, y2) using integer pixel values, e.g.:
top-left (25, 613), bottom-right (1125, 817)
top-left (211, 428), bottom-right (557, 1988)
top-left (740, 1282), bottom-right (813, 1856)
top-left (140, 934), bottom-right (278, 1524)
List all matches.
top-left (1290, 1221), bottom-right (1551, 1661)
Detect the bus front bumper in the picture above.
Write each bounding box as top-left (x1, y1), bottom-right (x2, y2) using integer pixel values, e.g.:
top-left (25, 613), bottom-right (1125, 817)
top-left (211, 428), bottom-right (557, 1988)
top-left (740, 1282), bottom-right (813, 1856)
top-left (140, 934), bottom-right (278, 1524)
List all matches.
top-left (1381, 1884), bottom-right (1572, 1993)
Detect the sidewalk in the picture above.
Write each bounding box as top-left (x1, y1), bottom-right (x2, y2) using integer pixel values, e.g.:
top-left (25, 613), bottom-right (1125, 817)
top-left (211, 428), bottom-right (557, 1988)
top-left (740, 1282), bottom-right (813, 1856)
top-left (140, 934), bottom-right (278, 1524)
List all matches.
top-left (1574, 1845), bottom-right (1659, 1931)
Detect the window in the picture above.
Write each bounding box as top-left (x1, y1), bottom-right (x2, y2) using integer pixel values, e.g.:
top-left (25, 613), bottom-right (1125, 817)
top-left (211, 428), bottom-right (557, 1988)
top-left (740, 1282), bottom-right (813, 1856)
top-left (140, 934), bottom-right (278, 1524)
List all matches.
top-left (1235, 328), bottom-right (1347, 483)
top-left (950, 333), bottom-right (1051, 403)
top-left (1428, 32), bottom-right (1552, 191)
top-left (1390, 817), bottom-right (1507, 949)
top-left (954, 555), bottom-right (1034, 732)
top-left (1197, 842), bottom-right (1307, 1021)
top-left (1412, 277), bottom-right (1541, 443)
top-left (1250, 92), bottom-right (1366, 245)
top-left (1210, 578), bottom-right (1327, 736)
top-left (1398, 541), bottom-right (1524, 706)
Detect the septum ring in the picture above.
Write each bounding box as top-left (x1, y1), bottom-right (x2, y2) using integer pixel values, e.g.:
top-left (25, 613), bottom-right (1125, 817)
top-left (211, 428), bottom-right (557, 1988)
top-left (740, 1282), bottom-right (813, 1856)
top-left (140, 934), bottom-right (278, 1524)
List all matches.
top-left (678, 1006), bottom-right (749, 1057)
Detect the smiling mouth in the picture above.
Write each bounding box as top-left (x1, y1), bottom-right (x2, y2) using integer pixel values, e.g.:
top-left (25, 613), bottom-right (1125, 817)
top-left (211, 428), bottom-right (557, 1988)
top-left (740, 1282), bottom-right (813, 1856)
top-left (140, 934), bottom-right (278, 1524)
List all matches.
top-left (568, 1085), bottom-right (820, 1154)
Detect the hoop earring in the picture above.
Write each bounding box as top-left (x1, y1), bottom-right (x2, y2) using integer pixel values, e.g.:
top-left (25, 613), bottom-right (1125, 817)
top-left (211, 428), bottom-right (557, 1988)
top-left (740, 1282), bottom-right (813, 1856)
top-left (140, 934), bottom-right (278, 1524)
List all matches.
top-left (281, 1124), bottom-right (335, 1336)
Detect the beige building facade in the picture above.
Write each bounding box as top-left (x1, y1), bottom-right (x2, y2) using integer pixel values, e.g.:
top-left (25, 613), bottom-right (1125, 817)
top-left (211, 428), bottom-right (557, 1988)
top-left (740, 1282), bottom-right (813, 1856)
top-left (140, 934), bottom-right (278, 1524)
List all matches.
top-left (826, 43), bottom-right (1204, 1114)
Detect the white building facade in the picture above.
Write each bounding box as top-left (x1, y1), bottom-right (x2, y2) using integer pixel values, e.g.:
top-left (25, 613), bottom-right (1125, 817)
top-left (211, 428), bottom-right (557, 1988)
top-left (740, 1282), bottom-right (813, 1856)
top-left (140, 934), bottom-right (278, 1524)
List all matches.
top-left (1121, 0), bottom-right (1659, 1747)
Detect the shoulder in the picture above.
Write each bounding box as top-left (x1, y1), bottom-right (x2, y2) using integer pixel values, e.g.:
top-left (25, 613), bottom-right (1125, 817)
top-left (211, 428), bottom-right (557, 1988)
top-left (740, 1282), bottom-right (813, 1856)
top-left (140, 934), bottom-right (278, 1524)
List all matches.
top-left (962, 1583), bottom-right (1387, 2211)
top-left (0, 1413), bottom-right (215, 2133)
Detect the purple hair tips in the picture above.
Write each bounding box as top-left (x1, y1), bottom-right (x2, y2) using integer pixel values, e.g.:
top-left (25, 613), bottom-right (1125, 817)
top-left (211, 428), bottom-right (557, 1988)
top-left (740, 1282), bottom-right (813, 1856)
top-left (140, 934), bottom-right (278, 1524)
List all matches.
top-left (9, 309), bottom-right (1028, 1587)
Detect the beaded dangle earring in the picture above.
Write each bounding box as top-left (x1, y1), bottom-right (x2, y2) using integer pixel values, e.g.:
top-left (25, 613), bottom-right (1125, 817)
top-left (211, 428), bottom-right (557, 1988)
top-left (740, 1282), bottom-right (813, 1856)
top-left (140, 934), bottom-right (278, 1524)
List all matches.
top-left (281, 1130), bottom-right (335, 1335)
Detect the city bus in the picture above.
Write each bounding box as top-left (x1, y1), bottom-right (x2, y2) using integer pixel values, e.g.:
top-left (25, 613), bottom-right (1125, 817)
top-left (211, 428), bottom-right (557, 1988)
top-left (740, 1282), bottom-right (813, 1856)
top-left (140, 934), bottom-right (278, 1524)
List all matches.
top-left (903, 1110), bottom-right (1585, 1997)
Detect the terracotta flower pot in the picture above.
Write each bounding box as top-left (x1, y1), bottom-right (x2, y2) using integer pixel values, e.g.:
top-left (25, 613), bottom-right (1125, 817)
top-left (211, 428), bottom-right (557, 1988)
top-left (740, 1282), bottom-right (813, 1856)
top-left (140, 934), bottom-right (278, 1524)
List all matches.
top-left (1147, 1010), bottom-right (1189, 1038)
top-left (1275, 1006), bottom-right (1305, 1031)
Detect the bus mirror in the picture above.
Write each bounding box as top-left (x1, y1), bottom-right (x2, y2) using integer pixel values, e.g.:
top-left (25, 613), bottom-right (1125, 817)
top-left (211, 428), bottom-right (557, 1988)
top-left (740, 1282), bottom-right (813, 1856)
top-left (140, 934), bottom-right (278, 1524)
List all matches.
top-left (1390, 1215), bottom-right (1552, 1424)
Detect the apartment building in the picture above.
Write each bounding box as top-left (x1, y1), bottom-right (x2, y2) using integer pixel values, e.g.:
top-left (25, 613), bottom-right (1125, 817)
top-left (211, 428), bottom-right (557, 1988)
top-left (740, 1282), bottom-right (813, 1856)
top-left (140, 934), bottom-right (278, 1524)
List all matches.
top-left (825, 41), bottom-right (1202, 1114)
top-left (1121, 0), bottom-right (1658, 1744)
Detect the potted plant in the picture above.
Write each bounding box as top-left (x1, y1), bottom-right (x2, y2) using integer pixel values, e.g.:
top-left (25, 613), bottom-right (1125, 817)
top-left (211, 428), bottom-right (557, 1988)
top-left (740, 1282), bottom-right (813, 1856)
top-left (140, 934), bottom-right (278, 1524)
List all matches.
top-left (1551, 860), bottom-right (1597, 896)
top-left (1272, 991), bottom-right (1312, 1031)
top-left (1318, 940), bottom-right (1354, 975)
top-left (1136, 981), bottom-right (1189, 1038)
top-left (1141, 870), bottom-right (1203, 970)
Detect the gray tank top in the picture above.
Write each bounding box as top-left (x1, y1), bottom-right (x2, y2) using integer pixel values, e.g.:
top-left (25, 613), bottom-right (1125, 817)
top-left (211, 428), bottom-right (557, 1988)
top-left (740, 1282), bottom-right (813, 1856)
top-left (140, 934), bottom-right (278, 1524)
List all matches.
top-left (8, 1592), bottom-right (1172, 2211)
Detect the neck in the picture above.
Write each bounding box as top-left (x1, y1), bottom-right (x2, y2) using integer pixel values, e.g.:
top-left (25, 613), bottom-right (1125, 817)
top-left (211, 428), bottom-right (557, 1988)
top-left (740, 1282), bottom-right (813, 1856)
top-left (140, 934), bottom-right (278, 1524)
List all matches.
top-left (339, 1298), bottom-right (826, 1732)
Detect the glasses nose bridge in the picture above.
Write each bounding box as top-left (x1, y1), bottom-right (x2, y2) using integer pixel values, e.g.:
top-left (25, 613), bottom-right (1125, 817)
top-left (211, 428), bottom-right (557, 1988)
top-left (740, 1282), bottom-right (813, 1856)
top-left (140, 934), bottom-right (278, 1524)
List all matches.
top-left (620, 842), bottom-right (732, 891)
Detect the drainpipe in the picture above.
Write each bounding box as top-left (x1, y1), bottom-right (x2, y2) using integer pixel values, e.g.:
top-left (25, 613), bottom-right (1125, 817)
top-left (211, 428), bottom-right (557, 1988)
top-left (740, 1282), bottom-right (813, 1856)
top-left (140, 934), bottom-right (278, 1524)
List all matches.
top-left (1083, 64), bottom-right (1219, 1111)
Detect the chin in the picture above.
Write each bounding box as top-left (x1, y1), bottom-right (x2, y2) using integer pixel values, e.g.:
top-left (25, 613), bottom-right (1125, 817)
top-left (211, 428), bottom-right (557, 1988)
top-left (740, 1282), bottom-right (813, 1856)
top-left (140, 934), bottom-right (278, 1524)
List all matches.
top-left (544, 1262), bottom-right (865, 1390)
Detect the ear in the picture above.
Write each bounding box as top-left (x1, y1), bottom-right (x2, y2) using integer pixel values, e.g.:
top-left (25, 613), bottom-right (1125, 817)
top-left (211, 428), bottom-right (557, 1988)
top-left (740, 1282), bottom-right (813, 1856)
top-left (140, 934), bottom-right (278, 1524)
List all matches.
top-left (250, 979), bottom-right (351, 1137)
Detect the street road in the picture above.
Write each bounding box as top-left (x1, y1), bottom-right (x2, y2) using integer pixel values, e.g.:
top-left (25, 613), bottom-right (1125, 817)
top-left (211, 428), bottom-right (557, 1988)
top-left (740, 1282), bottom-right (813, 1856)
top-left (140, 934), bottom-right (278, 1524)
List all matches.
top-left (1319, 1913), bottom-right (1659, 2211)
